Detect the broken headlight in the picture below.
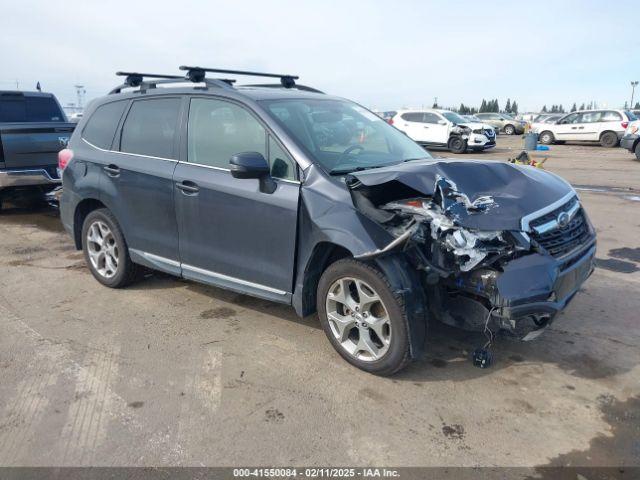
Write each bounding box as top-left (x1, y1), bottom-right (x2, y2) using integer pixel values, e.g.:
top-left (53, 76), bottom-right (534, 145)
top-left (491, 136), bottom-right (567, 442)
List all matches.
top-left (382, 198), bottom-right (514, 272)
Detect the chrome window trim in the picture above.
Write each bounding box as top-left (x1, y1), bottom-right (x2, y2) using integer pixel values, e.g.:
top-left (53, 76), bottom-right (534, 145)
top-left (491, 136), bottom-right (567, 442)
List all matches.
top-left (520, 191), bottom-right (577, 232)
top-left (82, 137), bottom-right (178, 162)
top-left (84, 135), bottom-right (300, 185)
top-left (178, 160), bottom-right (301, 184)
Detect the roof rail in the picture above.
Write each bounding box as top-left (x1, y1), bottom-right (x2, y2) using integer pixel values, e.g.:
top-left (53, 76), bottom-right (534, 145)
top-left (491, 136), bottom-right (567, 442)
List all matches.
top-left (179, 65), bottom-right (299, 88)
top-left (109, 71), bottom-right (234, 94)
top-left (242, 83), bottom-right (324, 94)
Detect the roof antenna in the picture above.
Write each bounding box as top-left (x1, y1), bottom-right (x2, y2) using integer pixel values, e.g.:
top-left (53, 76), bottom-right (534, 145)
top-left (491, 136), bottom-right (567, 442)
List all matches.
top-left (36, 81), bottom-right (41, 92)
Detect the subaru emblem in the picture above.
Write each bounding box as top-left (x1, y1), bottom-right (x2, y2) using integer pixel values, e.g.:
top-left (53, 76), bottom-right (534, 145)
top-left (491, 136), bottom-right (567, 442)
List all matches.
top-left (557, 211), bottom-right (570, 228)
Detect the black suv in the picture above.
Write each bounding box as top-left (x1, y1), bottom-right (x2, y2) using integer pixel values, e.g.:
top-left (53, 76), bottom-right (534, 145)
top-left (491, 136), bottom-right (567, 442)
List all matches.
top-left (60, 67), bottom-right (596, 375)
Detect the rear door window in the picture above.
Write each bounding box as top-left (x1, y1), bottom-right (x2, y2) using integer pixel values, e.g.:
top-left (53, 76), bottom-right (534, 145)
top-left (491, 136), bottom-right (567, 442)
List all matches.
top-left (400, 112), bottom-right (424, 123)
top-left (82, 101), bottom-right (128, 150)
top-left (120, 97), bottom-right (181, 158)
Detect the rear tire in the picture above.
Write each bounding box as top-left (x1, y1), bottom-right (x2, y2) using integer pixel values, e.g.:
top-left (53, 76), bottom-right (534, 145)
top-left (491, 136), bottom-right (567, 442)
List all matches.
top-left (81, 208), bottom-right (140, 288)
top-left (317, 259), bottom-right (412, 376)
top-left (504, 124), bottom-right (516, 135)
top-left (600, 131), bottom-right (618, 148)
top-left (539, 131), bottom-right (555, 145)
top-left (635, 142), bottom-right (640, 161)
top-left (448, 136), bottom-right (467, 154)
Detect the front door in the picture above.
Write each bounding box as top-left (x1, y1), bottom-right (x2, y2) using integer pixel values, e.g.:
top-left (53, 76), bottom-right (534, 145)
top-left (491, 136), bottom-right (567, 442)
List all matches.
top-left (423, 112), bottom-right (450, 145)
top-left (554, 112), bottom-right (582, 140)
top-left (173, 97), bottom-right (300, 302)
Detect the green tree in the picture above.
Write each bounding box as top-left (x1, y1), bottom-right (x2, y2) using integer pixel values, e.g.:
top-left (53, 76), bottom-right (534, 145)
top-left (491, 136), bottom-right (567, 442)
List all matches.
top-left (579, 103), bottom-right (586, 110)
top-left (505, 98), bottom-right (511, 113)
top-left (571, 103), bottom-right (577, 112)
top-left (480, 99), bottom-right (487, 113)
top-left (511, 101), bottom-right (518, 115)
top-left (635, 102), bottom-right (640, 109)
top-left (542, 105), bottom-right (548, 113)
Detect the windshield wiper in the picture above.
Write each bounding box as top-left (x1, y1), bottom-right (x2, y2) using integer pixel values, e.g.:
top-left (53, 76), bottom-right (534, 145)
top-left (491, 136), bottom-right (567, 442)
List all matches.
top-left (329, 165), bottom-right (386, 175)
top-left (403, 157), bottom-right (430, 163)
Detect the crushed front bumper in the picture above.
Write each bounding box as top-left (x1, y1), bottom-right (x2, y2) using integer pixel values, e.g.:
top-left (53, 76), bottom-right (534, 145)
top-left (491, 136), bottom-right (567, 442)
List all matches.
top-left (439, 242), bottom-right (596, 337)
top-left (0, 168), bottom-right (61, 189)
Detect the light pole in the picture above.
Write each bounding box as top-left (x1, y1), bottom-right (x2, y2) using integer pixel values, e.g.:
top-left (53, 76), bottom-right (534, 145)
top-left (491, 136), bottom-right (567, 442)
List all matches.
top-left (631, 81), bottom-right (639, 109)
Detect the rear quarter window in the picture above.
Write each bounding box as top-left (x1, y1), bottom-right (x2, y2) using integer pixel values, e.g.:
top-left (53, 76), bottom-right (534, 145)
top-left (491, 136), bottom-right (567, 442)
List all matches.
top-left (600, 111), bottom-right (622, 122)
top-left (82, 101), bottom-right (128, 150)
top-left (401, 112), bottom-right (423, 122)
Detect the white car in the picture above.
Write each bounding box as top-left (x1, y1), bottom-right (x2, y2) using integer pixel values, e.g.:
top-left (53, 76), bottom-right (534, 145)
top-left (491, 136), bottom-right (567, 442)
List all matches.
top-left (391, 109), bottom-right (496, 153)
top-left (533, 109), bottom-right (637, 147)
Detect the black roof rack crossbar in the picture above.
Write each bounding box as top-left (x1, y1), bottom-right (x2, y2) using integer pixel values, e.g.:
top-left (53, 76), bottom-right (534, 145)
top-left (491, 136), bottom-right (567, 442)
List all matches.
top-left (179, 65), bottom-right (299, 88)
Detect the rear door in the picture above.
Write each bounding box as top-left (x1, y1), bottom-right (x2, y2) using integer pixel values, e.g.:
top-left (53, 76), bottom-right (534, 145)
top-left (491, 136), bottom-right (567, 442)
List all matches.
top-left (173, 96), bottom-right (299, 302)
top-left (397, 112), bottom-right (427, 142)
top-left (99, 96), bottom-right (183, 272)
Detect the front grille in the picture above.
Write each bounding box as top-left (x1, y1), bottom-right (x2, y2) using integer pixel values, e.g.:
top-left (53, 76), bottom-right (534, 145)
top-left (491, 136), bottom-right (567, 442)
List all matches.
top-left (530, 198), bottom-right (592, 258)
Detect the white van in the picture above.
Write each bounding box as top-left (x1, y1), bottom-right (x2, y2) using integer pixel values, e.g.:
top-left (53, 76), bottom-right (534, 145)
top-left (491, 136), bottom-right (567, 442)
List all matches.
top-left (533, 109), bottom-right (637, 147)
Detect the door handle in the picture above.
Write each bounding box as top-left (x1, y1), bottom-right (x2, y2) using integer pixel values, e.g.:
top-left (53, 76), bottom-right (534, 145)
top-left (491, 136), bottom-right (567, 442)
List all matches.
top-left (423, 126), bottom-right (430, 128)
top-left (103, 164), bottom-right (120, 177)
top-left (571, 127), bottom-right (577, 129)
top-left (578, 126), bottom-right (584, 129)
top-left (176, 181), bottom-right (199, 195)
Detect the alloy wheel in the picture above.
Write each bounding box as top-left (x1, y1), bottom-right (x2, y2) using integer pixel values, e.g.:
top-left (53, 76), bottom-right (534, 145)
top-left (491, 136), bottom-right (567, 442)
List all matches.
top-left (325, 277), bottom-right (391, 362)
top-left (86, 220), bottom-right (119, 279)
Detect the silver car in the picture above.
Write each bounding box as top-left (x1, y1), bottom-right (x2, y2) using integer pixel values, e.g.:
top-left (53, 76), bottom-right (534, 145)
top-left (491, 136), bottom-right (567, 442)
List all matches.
top-left (475, 113), bottom-right (526, 135)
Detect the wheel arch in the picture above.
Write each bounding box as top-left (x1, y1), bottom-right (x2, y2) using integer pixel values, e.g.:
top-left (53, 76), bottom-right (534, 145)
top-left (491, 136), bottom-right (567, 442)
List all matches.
top-left (73, 198), bottom-right (107, 249)
top-left (295, 241), bottom-right (353, 317)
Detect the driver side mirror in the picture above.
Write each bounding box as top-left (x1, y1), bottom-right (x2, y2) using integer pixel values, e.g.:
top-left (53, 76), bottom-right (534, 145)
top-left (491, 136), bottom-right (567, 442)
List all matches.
top-left (230, 152), bottom-right (276, 194)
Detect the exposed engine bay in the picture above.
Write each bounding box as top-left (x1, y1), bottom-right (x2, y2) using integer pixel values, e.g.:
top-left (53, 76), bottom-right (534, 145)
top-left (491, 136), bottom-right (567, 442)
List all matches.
top-left (345, 160), bottom-right (596, 343)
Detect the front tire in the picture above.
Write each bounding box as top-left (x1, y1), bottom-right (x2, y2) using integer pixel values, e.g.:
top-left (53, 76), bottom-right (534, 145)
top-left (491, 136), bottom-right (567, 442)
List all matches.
top-left (504, 124), bottom-right (516, 135)
top-left (448, 136), bottom-right (467, 154)
top-left (81, 208), bottom-right (140, 288)
top-left (539, 131), bottom-right (555, 145)
top-left (634, 142), bottom-right (640, 161)
top-left (317, 259), bottom-right (412, 376)
top-left (600, 131), bottom-right (618, 148)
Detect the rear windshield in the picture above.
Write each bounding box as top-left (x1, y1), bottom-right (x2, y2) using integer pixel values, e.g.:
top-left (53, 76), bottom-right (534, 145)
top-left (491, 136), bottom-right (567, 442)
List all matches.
top-left (0, 94), bottom-right (65, 122)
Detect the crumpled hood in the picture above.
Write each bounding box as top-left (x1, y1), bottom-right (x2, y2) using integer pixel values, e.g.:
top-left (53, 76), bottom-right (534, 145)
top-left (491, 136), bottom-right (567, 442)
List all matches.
top-left (347, 159), bottom-right (574, 231)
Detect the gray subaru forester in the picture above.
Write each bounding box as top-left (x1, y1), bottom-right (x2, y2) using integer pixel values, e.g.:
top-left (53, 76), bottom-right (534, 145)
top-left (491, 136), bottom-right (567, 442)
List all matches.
top-left (60, 67), bottom-right (596, 375)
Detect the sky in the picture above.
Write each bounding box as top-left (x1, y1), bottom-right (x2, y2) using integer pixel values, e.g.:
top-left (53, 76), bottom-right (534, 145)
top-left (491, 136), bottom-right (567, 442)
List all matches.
top-left (1, 0), bottom-right (639, 113)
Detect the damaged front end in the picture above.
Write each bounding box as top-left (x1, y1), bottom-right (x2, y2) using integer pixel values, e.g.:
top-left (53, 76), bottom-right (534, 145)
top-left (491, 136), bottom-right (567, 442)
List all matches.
top-left (347, 161), bottom-right (596, 340)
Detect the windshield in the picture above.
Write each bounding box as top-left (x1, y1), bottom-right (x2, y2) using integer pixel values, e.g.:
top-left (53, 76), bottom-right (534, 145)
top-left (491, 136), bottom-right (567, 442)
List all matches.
top-left (442, 112), bottom-right (467, 124)
top-left (259, 98), bottom-right (431, 175)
